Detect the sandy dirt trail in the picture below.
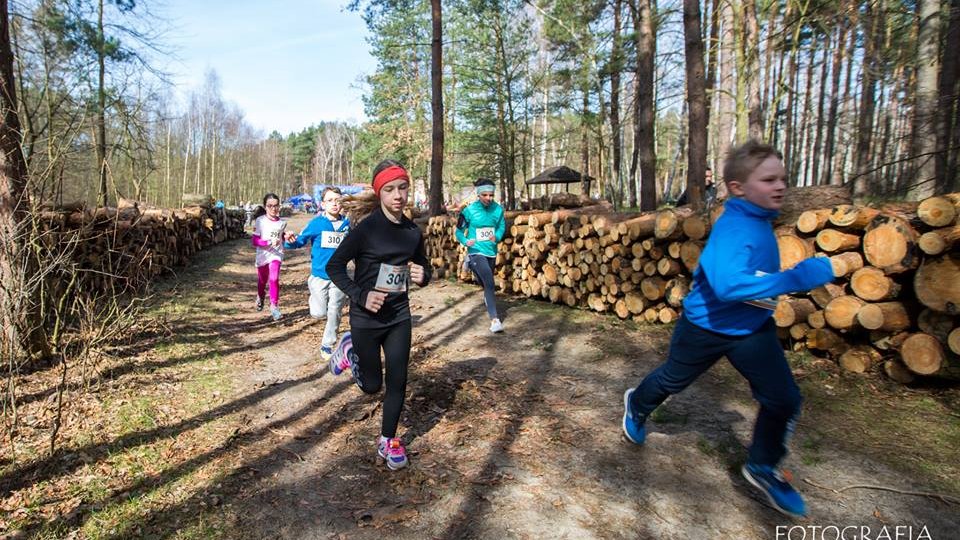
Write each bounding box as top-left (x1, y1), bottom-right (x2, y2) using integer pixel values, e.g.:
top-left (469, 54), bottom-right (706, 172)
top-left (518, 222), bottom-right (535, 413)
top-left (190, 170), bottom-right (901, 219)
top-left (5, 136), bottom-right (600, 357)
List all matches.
top-left (177, 213), bottom-right (955, 539)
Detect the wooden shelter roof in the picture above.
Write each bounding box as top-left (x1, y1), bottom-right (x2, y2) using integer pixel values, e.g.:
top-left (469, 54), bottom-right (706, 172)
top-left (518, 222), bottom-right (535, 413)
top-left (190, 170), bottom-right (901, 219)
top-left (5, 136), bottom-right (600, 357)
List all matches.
top-left (525, 166), bottom-right (595, 185)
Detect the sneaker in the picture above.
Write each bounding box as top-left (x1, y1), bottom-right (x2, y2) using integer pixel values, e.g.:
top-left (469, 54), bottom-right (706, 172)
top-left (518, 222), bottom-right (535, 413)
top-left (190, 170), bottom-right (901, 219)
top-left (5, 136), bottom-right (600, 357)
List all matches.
top-left (329, 332), bottom-right (353, 376)
top-left (320, 346), bottom-right (333, 361)
top-left (270, 305), bottom-right (281, 321)
top-left (378, 436), bottom-right (408, 470)
top-left (741, 463), bottom-right (807, 518)
top-left (490, 319), bottom-right (504, 333)
top-left (622, 388), bottom-right (646, 445)
top-left (255, 296), bottom-right (264, 311)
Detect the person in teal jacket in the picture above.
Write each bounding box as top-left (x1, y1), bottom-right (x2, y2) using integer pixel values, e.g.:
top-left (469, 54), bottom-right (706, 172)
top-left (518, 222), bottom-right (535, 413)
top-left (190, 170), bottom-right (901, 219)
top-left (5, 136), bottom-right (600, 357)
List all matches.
top-left (284, 187), bottom-right (350, 359)
top-left (455, 178), bottom-right (507, 333)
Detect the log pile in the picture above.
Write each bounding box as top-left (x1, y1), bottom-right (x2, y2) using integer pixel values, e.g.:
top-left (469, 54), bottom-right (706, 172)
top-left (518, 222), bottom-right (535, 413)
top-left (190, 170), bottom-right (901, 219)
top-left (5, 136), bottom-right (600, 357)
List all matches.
top-left (35, 199), bottom-right (246, 292)
top-left (425, 191), bottom-right (960, 384)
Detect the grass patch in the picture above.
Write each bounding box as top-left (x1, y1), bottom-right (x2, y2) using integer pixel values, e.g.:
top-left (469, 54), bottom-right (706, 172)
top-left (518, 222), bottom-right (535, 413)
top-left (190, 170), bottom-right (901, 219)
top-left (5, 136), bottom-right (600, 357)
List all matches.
top-left (695, 434), bottom-right (741, 466)
top-left (650, 406), bottom-right (689, 425)
top-left (798, 434), bottom-right (824, 466)
top-left (794, 356), bottom-right (960, 495)
top-left (5, 262), bottom-right (245, 538)
top-left (113, 397), bottom-right (159, 432)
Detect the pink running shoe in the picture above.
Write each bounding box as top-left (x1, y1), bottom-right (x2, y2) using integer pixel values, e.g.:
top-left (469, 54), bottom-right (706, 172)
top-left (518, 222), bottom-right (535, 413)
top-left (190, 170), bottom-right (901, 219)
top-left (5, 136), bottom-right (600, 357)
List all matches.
top-left (377, 436), bottom-right (408, 470)
top-left (329, 332), bottom-right (353, 376)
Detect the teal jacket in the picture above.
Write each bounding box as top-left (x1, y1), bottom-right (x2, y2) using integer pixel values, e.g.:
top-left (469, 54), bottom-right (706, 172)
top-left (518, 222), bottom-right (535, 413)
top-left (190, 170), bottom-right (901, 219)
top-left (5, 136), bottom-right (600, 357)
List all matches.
top-left (455, 200), bottom-right (506, 257)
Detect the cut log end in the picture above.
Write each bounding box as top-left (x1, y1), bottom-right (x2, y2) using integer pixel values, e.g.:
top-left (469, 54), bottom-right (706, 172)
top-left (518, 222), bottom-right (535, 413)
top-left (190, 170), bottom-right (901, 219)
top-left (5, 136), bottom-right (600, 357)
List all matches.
top-left (900, 333), bottom-right (946, 375)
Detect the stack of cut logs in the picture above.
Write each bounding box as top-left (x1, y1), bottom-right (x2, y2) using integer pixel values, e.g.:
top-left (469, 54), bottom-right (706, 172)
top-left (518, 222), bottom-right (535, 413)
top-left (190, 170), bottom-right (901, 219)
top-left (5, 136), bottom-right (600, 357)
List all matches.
top-left (425, 193), bottom-right (960, 384)
top-left (35, 198), bottom-right (246, 292)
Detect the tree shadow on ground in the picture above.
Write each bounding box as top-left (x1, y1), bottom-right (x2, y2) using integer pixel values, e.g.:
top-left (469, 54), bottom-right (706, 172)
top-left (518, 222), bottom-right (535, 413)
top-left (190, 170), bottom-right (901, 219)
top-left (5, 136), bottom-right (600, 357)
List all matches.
top-left (403, 356), bottom-right (498, 446)
top-left (13, 373), bottom-right (355, 538)
top-left (0, 363), bottom-right (326, 499)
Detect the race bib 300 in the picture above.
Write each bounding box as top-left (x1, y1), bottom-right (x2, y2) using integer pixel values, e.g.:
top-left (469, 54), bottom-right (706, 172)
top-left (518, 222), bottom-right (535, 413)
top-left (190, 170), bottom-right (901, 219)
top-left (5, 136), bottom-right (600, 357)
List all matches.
top-left (476, 227), bottom-right (495, 242)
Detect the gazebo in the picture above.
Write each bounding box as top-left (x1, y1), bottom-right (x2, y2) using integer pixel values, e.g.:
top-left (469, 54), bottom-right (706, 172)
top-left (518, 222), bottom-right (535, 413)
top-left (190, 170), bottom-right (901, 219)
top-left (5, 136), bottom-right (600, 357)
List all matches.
top-left (524, 166), bottom-right (595, 201)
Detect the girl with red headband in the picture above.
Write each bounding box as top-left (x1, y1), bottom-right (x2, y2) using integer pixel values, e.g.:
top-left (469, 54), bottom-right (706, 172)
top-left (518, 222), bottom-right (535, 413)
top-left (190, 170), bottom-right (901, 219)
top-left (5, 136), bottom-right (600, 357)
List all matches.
top-left (325, 159), bottom-right (431, 470)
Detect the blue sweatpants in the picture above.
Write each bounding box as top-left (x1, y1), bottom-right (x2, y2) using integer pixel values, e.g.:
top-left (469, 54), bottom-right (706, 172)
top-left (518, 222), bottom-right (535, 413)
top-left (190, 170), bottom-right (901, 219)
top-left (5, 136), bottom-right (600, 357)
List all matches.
top-left (468, 253), bottom-right (499, 320)
top-left (629, 315), bottom-right (802, 467)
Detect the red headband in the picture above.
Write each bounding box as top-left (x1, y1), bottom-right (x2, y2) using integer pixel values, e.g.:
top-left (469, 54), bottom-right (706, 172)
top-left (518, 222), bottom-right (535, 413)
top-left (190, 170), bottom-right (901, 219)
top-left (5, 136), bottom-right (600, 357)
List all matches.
top-left (372, 165), bottom-right (409, 195)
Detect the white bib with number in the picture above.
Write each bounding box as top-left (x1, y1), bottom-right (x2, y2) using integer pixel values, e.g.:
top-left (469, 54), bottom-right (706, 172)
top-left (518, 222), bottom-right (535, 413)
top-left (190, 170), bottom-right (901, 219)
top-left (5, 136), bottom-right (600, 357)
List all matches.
top-left (375, 263), bottom-right (408, 293)
top-left (743, 270), bottom-right (779, 311)
top-left (320, 230), bottom-right (346, 249)
top-left (476, 227), bottom-right (495, 242)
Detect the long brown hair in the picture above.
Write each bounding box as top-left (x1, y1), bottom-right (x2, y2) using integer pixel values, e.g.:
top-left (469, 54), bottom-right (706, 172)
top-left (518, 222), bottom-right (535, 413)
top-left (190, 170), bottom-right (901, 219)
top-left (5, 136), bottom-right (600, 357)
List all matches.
top-left (344, 159), bottom-right (406, 223)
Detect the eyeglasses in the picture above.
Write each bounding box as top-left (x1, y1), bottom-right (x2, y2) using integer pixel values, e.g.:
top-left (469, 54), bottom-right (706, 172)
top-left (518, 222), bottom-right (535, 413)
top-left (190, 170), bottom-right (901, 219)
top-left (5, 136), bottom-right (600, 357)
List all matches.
top-left (265, 203), bottom-right (279, 208)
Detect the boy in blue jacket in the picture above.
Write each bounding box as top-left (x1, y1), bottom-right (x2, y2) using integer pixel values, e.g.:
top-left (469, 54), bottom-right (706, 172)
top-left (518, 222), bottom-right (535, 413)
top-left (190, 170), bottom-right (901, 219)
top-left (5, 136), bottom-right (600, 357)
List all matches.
top-left (622, 140), bottom-right (835, 518)
top-left (285, 187), bottom-right (350, 359)
top-left (456, 178), bottom-right (507, 333)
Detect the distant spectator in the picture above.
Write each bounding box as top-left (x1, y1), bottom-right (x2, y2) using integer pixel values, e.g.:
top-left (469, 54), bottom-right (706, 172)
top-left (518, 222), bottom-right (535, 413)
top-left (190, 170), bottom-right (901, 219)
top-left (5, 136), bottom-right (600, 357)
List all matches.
top-left (676, 167), bottom-right (718, 207)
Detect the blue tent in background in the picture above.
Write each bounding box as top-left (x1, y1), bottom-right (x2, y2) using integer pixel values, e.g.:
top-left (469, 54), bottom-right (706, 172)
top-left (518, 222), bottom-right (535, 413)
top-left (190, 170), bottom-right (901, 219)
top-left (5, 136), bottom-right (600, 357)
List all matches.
top-left (287, 193), bottom-right (313, 210)
top-left (312, 184), bottom-right (366, 201)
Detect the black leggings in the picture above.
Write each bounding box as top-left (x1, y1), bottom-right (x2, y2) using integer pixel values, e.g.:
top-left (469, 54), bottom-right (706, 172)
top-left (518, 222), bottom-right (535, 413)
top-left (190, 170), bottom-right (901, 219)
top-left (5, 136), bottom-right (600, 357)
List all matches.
top-left (351, 319), bottom-right (412, 438)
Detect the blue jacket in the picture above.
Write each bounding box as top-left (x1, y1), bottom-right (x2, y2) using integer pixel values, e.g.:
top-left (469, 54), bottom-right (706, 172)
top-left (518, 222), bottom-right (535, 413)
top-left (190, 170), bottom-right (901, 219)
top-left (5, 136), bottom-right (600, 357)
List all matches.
top-left (682, 197), bottom-right (834, 336)
top-left (284, 214), bottom-right (350, 279)
top-left (455, 200), bottom-right (506, 257)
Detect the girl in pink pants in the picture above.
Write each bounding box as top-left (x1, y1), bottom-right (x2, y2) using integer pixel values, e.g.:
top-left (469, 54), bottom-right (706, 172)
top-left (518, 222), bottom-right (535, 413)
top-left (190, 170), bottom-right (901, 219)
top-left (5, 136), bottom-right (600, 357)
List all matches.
top-left (251, 193), bottom-right (289, 321)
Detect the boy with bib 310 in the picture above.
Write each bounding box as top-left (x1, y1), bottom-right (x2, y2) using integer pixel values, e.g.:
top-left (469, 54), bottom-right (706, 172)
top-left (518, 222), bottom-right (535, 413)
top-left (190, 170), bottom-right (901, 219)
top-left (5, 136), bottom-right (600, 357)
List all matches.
top-left (622, 140), bottom-right (835, 518)
top-left (284, 187), bottom-right (350, 360)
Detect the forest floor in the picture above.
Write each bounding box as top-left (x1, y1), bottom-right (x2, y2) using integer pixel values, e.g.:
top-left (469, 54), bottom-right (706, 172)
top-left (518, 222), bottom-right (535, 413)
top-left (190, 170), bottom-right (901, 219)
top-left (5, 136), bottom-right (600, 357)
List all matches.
top-left (3, 212), bottom-right (960, 540)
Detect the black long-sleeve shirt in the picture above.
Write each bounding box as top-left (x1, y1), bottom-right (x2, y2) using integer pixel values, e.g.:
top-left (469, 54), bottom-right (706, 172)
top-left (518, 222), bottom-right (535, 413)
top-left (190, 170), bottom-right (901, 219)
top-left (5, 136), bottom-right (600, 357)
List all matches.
top-left (326, 206), bottom-right (431, 328)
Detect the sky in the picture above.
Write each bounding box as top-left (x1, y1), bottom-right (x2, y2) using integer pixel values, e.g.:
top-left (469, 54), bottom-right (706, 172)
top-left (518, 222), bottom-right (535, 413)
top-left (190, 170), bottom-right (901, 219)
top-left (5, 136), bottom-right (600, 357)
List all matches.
top-left (159, 0), bottom-right (376, 136)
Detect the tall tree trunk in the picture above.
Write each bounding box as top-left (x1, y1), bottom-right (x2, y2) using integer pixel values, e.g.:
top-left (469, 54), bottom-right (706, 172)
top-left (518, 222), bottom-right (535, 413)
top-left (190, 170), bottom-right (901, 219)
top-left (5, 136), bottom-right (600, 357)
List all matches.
top-left (879, 67), bottom-right (901, 191)
top-left (944, 0), bottom-right (960, 192)
top-left (716, 0), bottom-right (735, 178)
top-left (164, 121), bottom-right (171, 206)
top-left (911, 0), bottom-right (941, 198)
top-left (854, 1), bottom-right (883, 197)
top-left (595, 77), bottom-right (607, 200)
top-left (181, 120), bottom-right (191, 204)
top-left (799, 41), bottom-right (816, 186)
top-left (765, 2), bottom-right (786, 140)
top-left (638, 0), bottom-right (658, 210)
top-left (834, 16), bottom-right (858, 184)
top-left (494, 9), bottom-right (517, 209)
top-left (429, 0), bottom-right (445, 215)
top-left (811, 33), bottom-right (830, 186)
top-left (610, 0), bottom-right (624, 207)
top-left (937, 0), bottom-right (960, 191)
top-left (783, 26), bottom-right (801, 181)
top-left (631, 0), bottom-right (657, 211)
top-left (823, 14), bottom-right (847, 185)
top-left (683, 0), bottom-right (707, 211)
top-left (95, 0), bottom-right (108, 207)
top-left (739, 0), bottom-right (762, 138)
top-left (705, 0), bottom-right (719, 161)
top-left (743, 1), bottom-right (764, 139)
top-left (580, 88), bottom-right (590, 196)
top-left (0, 0), bottom-right (48, 360)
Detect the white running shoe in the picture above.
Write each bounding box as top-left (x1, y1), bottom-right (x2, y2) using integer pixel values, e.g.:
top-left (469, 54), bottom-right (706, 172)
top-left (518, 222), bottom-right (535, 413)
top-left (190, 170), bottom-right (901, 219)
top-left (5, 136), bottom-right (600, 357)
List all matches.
top-left (270, 305), bottom-right (282, 321)
top-left (490, 319), bottom-right (503, 333)
top-left (378, 436), bottom-right (408, 470)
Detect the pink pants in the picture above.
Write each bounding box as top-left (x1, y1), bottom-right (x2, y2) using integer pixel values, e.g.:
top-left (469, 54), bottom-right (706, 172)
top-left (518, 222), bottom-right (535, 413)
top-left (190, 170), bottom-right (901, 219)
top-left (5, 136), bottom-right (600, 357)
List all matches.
top-left (257, 260), bottom-right (282, 306)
